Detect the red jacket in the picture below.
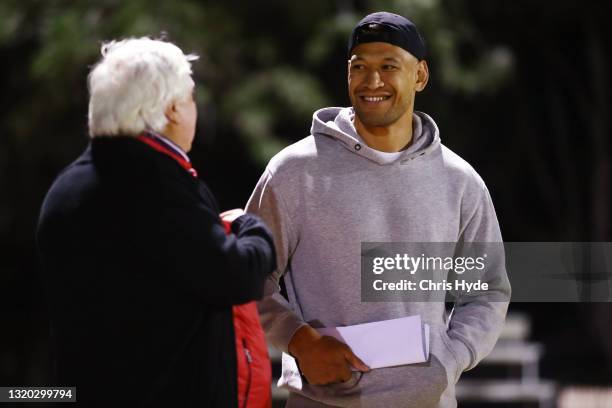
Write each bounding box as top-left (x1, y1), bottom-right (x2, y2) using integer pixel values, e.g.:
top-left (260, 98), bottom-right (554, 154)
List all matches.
top-left (223, 219), bottom-right (272, 408)
top-left (233, 302), bottom-right (272, 408)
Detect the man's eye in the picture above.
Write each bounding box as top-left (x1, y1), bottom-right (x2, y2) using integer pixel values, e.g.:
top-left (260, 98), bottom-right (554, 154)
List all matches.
top-left (352, 64), bottom-right (365, 70)
top-left (383, 65), bottom-right (398, 70)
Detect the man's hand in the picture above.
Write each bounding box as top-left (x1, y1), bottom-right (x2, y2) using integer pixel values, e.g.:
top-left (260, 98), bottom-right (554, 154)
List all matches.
top-left (288, 325), bottom-right (370, 385)
top-left (220, 208), bottom-right (245, 223)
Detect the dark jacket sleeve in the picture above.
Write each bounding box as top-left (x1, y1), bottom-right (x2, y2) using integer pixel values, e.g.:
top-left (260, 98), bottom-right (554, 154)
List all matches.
top-left (148, 175), bottom-right (276, 306)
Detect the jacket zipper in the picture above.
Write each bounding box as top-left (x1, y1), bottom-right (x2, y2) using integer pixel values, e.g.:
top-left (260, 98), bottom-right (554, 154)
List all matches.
top-left (242, 338), bottom-right (252, 408)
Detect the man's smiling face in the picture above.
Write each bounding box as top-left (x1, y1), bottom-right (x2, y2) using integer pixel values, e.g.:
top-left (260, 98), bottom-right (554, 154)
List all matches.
top-left (348, 42), bottom-right (428, 128)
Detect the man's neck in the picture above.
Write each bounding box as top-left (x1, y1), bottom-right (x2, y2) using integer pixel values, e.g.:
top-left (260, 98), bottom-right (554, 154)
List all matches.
top-left (354, 111), bottom-right (414, 153)
top-left (161, 124), bottom-right (191, 153)
top-left (144, 130), bottom-right (190, 162)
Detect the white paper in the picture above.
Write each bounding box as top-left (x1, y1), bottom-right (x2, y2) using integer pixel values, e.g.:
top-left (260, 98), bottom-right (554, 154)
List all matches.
top-left (317, 315), bottom-right (430, 369)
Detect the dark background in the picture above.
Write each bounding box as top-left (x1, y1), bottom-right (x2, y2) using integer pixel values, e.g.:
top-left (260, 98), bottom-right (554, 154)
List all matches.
top-left (1, 0), bottom-right (611, 392)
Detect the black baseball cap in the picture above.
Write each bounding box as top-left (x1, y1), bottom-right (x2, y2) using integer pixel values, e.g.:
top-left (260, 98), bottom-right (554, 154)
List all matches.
top-left (348, 12), bottom-right (427, 60)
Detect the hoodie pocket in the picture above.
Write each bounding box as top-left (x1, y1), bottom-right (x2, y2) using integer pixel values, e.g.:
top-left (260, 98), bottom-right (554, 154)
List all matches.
top-left (438, 327), bottom-right (461, 385)
top-left (281, 339), bottom-right (453, 407)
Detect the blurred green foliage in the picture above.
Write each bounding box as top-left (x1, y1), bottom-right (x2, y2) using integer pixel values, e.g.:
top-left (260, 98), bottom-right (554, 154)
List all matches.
top-left (0, 0), bottom-right (512, 165)
top-left (1, 0), bottom-right (612, 388)
top-left (0, 0), bottom-right (511, 385)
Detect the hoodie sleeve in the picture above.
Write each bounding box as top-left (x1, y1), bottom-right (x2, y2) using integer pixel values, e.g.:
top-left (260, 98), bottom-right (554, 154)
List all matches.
top-left (447, 183), bottom-right (511, 374)
top-left (246, 169), bottom-right (307, 353)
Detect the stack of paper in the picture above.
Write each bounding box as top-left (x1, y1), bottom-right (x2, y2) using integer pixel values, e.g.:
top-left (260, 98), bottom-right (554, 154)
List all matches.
top-left (317, 315), bottom-right (430, 369)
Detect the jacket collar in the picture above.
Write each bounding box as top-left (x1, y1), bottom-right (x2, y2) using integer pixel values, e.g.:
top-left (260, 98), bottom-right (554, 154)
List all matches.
top-left (136, 131), bottom-right (197, 177)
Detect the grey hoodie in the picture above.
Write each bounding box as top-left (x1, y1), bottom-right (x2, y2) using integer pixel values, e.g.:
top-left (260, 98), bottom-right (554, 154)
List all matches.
top-left (246, 107), bottom-right (511, 407)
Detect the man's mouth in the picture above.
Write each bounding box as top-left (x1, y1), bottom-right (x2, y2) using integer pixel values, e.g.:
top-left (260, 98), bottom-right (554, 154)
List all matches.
top-left (360, 95), bottom-right (391, 102)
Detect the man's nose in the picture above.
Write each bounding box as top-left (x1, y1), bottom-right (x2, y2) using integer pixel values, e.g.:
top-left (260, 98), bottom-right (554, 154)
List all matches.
top-left (364, 69), bottom-right (384, 89)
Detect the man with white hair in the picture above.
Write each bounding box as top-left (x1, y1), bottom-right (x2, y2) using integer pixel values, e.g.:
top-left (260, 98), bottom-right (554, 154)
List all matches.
top-left (37, 37), bottom-right (276, 407)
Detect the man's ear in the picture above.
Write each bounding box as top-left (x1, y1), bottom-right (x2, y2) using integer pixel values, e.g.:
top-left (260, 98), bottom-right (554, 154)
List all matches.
top-left (415, 60), bottom-right (429, 92)
top-left (347, 59), bottom-right (352, 82)
top-left (164, 101), bottom-right (178, 124)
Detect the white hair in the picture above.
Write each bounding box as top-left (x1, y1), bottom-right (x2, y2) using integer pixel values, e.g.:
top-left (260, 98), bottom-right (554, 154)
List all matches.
top-left (88, 37), bottom-right (198, 137)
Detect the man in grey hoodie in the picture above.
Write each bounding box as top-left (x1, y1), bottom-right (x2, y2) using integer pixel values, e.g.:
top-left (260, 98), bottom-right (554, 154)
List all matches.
top-left (246, 11), bottom-right (511, 408)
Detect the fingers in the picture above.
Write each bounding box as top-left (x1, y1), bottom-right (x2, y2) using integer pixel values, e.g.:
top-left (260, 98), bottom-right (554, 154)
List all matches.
top-left (220, 208), bottom-right (244, 217)
top-left (339, 365), bottom-right (353, 382)
top-left (220, 208), bottom-right (244, 223)
top-left (293, 334), bottom-right (371, 386)
top-left (307, 364), bottom-right (352, 385)
top-left (343, 347), bottom-right (371, 372)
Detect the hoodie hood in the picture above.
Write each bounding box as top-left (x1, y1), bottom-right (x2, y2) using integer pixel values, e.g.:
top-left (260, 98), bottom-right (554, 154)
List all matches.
top-left (310, 106), bottom-right (441, 165)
